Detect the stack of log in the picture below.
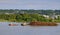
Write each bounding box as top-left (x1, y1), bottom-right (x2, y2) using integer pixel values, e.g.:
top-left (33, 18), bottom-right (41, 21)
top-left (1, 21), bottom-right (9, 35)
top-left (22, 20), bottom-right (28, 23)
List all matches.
top-left (29, 22), bottom-right (58, 26)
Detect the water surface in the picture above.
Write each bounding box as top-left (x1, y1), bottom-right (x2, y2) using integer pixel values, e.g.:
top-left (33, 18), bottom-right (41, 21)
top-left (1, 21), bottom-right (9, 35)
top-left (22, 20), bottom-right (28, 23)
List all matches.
top-left (0, 22), bottom-right (60, 35)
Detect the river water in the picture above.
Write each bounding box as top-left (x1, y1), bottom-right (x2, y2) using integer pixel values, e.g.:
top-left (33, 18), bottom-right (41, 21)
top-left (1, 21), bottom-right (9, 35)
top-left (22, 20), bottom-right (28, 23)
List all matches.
top-left (0, 22), bottom-right (60, 35)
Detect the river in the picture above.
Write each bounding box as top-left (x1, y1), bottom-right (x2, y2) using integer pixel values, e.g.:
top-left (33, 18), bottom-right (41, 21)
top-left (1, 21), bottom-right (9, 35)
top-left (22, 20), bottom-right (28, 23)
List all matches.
top-left (0, 22), bottom-right (60, 35)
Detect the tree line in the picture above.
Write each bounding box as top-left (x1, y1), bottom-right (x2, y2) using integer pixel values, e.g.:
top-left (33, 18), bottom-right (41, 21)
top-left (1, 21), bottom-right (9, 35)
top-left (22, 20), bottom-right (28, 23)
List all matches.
top-left (0, 9), bottom-right (60, 15)
top-left (0, 14), bottom-right (54, 22)
top-left (0, 9), bottom-right (60, 22)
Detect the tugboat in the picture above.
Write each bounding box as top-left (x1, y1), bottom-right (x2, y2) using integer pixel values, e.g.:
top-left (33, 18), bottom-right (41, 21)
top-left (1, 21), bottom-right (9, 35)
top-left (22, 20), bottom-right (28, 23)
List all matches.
top-left (9, 23), bottom-right (18, 26)
top-left (21, 22), bottom-right (28, 26)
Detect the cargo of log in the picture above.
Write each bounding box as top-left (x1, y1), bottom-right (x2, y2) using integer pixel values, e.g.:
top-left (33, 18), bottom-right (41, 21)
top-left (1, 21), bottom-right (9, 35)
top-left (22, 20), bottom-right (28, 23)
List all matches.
top-left (29, 22), bottom-right (58, 26)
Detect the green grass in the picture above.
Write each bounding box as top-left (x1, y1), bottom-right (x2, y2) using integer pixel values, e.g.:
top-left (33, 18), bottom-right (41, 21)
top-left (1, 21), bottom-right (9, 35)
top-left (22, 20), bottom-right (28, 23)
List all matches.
top-left (0, 19), bottom-right (8, 22)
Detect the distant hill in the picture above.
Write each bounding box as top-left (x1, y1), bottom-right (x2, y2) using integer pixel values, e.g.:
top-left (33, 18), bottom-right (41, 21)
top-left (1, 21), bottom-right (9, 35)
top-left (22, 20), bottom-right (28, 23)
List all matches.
top-left (0, 9), bottom-right (60, 15)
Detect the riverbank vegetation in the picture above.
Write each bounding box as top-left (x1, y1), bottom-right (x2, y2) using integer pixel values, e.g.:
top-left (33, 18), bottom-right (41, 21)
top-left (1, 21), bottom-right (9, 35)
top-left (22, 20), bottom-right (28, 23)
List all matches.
top-left (0, 14), bottom-right (60, 22)
top-left (0, 9), bottom-right (60, 22)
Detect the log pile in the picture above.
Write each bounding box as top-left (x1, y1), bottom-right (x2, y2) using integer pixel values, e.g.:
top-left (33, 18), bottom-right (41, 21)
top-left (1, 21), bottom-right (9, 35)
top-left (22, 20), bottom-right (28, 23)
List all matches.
top-left (29, 22), bottom-right (58, 26)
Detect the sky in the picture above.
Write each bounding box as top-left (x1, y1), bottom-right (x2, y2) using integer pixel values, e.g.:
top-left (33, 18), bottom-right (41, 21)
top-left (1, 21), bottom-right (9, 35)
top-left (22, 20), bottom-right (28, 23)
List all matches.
top-left (0, 0), bottom-right (60, 10)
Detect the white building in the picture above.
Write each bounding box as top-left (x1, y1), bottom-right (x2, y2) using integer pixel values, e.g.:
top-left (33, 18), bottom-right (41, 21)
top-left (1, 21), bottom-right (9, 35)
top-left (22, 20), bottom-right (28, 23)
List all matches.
top-left (42, 15), bottom-right (49, 19)
top-left (42, 15), bottom-right (60, 19)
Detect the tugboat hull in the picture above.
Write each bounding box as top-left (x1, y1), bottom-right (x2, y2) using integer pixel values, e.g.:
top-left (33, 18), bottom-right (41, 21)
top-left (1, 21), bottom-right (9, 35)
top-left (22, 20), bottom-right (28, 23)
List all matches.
top-left (9, 24), bottom-right (18, 26)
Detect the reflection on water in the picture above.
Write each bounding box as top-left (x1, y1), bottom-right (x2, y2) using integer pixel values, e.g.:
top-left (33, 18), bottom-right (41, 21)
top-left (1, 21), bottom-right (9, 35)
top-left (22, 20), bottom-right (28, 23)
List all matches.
top-left (0, 22), bottom-right (60, 35)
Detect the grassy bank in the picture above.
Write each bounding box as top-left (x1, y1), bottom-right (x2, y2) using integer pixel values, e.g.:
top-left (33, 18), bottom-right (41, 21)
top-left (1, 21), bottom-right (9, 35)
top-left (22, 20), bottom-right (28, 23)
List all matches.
top-left (0, 14), bottom-right (60, 23)
top-left (0, 19), bottom-right (8, 22)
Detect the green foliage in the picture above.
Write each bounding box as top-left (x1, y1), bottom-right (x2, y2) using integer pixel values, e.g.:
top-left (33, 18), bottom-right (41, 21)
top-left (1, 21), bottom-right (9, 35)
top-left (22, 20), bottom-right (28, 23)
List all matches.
top-left (0, 9), bottom-right (60, 22)
top-left (0, 13), bottom-right (60, 22)
top-left (0, 14), bottom-right (49, 22)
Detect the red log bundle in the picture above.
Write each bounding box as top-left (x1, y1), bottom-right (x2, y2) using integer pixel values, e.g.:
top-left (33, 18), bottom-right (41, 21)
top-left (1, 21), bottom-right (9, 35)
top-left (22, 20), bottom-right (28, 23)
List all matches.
top-left (29, 22), bottom-right (57, 26)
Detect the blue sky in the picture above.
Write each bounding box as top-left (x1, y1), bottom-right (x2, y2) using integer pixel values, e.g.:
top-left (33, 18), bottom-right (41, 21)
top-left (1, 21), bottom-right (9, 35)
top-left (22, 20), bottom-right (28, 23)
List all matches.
top-left (0, 0), bottom-right (60, 9)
